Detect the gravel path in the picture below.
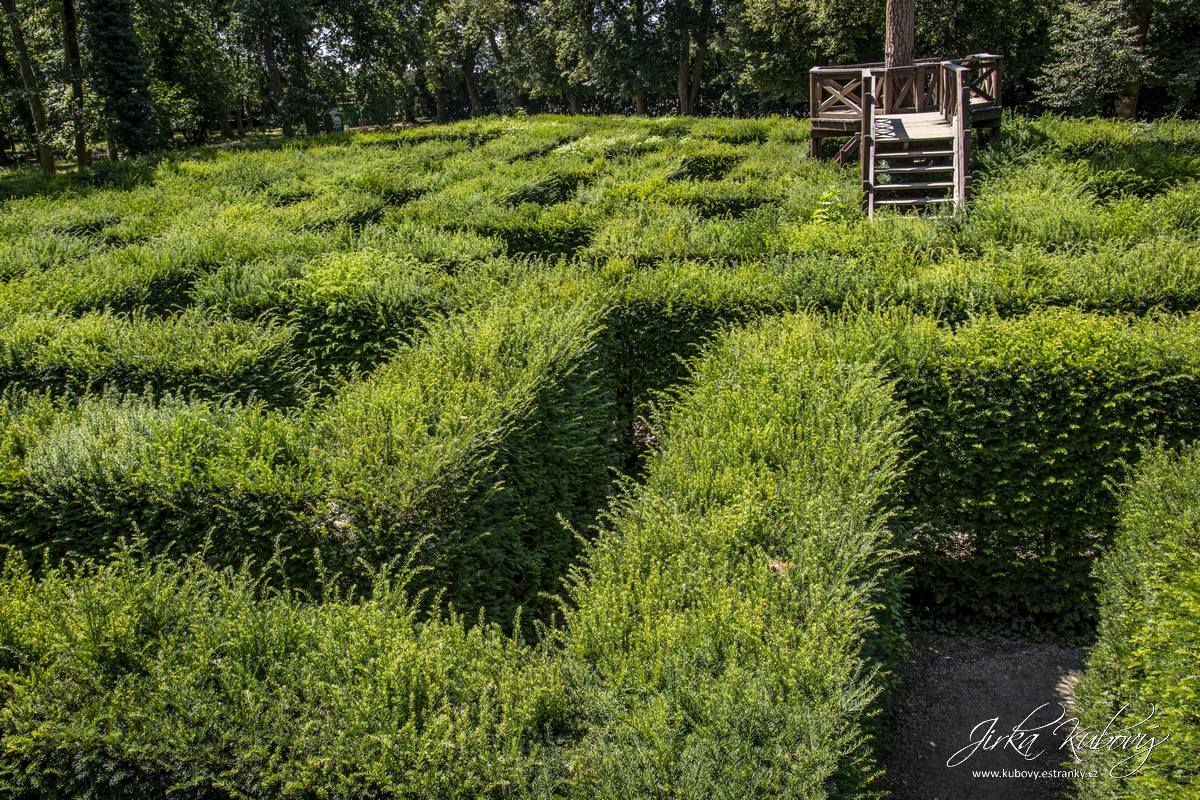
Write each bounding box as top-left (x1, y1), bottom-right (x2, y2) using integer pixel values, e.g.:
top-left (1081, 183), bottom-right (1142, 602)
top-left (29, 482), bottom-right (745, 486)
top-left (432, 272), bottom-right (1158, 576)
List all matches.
top-left (885, 634), bottom-right (1086, 800)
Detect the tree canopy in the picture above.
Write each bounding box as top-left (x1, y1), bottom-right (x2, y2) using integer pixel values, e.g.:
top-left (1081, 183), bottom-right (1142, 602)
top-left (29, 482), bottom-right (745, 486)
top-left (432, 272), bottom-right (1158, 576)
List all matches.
top-left (0, 0), bottom-right (1197, 163)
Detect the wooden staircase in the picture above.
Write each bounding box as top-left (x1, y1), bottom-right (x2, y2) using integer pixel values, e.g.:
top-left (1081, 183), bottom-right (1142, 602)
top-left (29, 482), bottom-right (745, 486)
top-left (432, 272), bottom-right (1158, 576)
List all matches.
top-left (870, 137), bottom-right (957, 213)
top-left (854, 63), bottom-right (974, 218)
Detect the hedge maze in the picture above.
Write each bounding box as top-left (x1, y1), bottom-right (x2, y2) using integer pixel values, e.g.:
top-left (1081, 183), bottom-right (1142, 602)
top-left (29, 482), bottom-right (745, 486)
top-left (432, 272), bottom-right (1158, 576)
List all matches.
top-left (0, 114), bottom-right (1198, 796)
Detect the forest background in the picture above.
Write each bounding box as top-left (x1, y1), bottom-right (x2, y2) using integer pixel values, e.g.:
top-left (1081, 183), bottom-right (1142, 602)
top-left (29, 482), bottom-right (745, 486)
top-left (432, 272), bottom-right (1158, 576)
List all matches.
top-left (2, 0), bottom-right (1200, 165)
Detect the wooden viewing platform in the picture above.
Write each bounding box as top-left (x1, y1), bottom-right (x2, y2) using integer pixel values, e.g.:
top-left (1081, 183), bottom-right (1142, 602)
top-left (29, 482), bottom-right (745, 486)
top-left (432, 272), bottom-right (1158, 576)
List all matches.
top-left (809, 54), bottom-right (1003, 217)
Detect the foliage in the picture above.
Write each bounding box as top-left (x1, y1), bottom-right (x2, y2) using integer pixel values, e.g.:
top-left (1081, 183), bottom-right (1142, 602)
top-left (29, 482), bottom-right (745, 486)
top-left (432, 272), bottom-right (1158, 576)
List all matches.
top-left (0, 541), bottom-right (570, 798)
top-left (78, 0), bottom-right (158, 154)
top-left (1070, 444), bottom-right (1200, 799)
top-left (0, 308), bottom-right (306, 406)
top-left (0, 114), bottom-right (1198, 794)
top-left (0, 0), bottom-right (1195, 162)
top-left (1036, 0), bottom-right (1150, 116)
top-left (0, 307), bottom-right (910, 799)
top-left (889, 309), bottom-right (1200, 635)
top-left (0, 286), bottom-right (619, 630)
top-left (560, 311), bottom-right (908, 798)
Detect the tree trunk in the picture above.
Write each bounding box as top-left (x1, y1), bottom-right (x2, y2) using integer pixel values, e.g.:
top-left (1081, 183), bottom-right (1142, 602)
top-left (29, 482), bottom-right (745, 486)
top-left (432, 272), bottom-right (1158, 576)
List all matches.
top-left (263, 38), bottom-right (291, 137)
top-left (221, 115), bottom-right (235, 139)
top-left (885, 0), bottom-right (915, 68)
top-left (635, 93), bottom-right (647, 115)
top-left (236, 101), bottom-right (245, 137)
top-left (689, 40), bottom-right (707, 113)
top-left (461, 46), bottom-right (482, 117)
top-left (1115, 0), bottom-right (1153, 120)
top-left (61, 0), bottom-right (89, 166)
top-left (677, 27), bottom-right (691, 114)
top-left (0, 28), bottom-right (35, 148)
top-left (568, 93), bottom-right (581, 115)
top-left (435, 86), bottom-right (447, 123)
top-left (1, 0), bottom-right (54, 172)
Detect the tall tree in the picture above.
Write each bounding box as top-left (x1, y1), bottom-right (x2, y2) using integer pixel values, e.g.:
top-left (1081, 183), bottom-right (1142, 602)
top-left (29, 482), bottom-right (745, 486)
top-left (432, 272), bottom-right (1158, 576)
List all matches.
top-left (916, 0), bottom-right (1058, 109)
top-left (671, 0), bottom-right (717, 114)
top-left (61, 0), bottom-right (89, 164)
top-left (1, 0), bottom-right (55, 171)
top-left (884, 0), bottom-right (914, 67)
top-left (1114, 0), bottom-right (1151, 118)
top-left (79, 0), bottom-right (157, 155)
top-left (136, 0), bottom-right (236, 144)
top-left (1036, 0), bottom-right (1150, 118)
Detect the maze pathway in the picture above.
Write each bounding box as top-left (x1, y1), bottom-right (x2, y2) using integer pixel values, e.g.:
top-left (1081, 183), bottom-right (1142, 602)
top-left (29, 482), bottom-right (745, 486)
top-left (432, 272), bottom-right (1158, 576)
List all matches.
top-left (886, 634), bottom-right (1085, 799)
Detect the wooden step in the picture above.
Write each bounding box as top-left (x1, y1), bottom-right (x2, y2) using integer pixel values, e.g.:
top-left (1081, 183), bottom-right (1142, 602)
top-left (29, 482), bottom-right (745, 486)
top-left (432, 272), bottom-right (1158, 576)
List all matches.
top-left (873, 148), bottom-right (954, 159)
top-left (876, 165), bottom-right (953, 174)
top-left (874, 197), bottom-right (954, 207)
top-left (874, 180), bottom-right (954, 190)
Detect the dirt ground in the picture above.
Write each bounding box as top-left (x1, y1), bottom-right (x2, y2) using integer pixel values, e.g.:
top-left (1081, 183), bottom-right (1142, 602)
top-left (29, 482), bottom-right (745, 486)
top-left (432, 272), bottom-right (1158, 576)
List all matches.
top-left (885, 633), bottom-right (1086, 800)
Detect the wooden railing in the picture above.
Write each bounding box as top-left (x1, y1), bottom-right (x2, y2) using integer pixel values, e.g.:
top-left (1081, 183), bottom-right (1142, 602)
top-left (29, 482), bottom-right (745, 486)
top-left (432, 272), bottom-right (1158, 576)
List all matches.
top-left (810, 53), bottom-right (1001, 124)
top-left (943, 62), bottom-right (970, 206)
top-left (878, 63), bottom-right (941, 114)
top-left (960, 53), bottom-right (1002, 108)
top-left (809, 69), bottom-right (867, 119)
top-left (860, 69), bottom-right (876, 216)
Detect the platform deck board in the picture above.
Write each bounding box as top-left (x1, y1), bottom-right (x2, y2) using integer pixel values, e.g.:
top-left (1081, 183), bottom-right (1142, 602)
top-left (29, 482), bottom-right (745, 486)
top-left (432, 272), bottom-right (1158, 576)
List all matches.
top-left (875, 112), bottom-right (956, 143)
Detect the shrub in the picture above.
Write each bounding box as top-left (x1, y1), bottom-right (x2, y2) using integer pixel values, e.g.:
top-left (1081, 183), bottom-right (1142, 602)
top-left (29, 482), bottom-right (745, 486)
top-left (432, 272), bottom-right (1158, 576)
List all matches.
top-left (1070, 444), bottom-right (1200, 799)
top-left (559, 312), bottom-right (908, 798)
top-left (0, 287), bottom-right (619, 629)
top-left (0, 309), bottom-right (305, 406)
top-left (0, 307), bottom-right (910, 799)
top-left (884, 309), bottom-right (1200, 633)
top-left (0, 544), bottom-right (568, 798)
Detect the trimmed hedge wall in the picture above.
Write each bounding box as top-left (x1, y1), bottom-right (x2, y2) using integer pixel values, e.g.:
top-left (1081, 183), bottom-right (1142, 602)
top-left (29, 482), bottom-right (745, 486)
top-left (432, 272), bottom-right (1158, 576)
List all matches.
top-left (592, 299), bottom-right (1200, 633)
top-left (0, 309), bottom-right (305, 406)
top-left (1071, 444), bottom-right (1200, 799)
top-left (0, 309), bottom-right (908, 799)
top-left (0, 287), bottom-right (618, 628)
top-left (0, 545), bottom-right (568, 798)
top-left (888, 309), bottom-right (1200, 634)
top-left (559, 312), bottom-right (908, 797)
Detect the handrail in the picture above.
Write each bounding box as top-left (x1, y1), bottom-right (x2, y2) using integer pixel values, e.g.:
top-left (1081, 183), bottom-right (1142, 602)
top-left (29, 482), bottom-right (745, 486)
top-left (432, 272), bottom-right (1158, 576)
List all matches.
top-left (940, 61), bottom-right (968, 123)
top-left (940, 62), bottom-right (970, 208)
top-left (811, 54), bottom-right (1002, 122)
top-left (860, 69), bottom-right (876, 217)
top-left (810, 57), bottom-right (943, 73)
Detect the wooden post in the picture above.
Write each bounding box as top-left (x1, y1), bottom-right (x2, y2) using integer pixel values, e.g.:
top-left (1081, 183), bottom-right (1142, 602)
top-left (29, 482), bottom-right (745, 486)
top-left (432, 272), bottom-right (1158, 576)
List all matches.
top-left (951, 66), bottom-right (968, 209)
top-left (959, 72), bottom-right (970, 203)
top-left (861, 71), bottom-right (875, 217)
top-left (885, 0), bottom-right (915, 68)
top-left (809, 70), bottom-right (820, 158)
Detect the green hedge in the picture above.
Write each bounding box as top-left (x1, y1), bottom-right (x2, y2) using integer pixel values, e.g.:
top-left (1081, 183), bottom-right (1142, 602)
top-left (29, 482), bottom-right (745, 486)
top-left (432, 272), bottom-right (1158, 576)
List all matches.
top-left (584, 238), bottom-right (1200, 471)
top-left (0, 217), bottom-right (345, 322)
top-left (559, 312), bottom-right (907, 797)
top-left (0, 308), bottom-right (908, 799)
top-left (0, 545), bottom-right (568, 798)
top-left (596, 301), bottom-right (1200, 633)
top-left (886, 309), bottom-right (1200, 633)
top-left (0, 286), bottom-right (618, 628)
top-left (1070, 444), bottom-right (1200, 799)
top-left (0, 310), bottom-right (305, 406)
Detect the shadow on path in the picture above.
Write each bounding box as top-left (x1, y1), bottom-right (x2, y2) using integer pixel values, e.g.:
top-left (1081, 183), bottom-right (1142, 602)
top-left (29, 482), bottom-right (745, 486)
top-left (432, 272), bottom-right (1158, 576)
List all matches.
top-left (886, 633), bottom-right (1085, 800)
